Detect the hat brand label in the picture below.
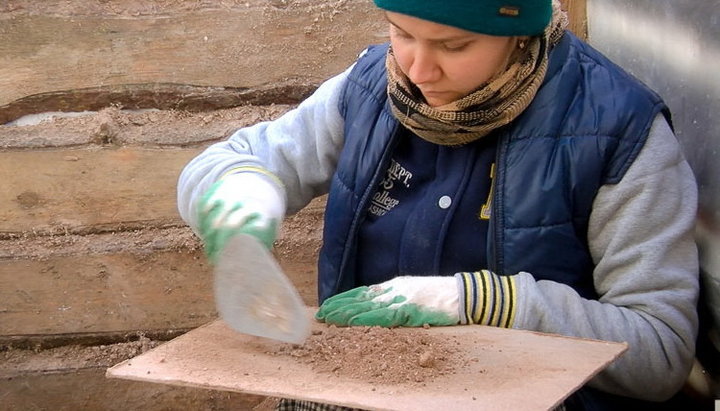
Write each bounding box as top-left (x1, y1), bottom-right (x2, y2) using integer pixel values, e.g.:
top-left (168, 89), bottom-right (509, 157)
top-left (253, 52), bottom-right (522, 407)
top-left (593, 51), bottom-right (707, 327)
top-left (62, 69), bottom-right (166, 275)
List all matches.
top-left (498, 6), bottom-right (520, 17)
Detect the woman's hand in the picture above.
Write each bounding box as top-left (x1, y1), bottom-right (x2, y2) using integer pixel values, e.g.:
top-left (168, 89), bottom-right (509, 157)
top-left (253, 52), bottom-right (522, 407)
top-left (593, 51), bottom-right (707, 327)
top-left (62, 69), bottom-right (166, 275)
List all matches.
top-left (315, 276), bottom-right (460, 327)
top-left (196, 171), bottom-right (285, 263)
top-left (316, 270), bottom-right (518, 328)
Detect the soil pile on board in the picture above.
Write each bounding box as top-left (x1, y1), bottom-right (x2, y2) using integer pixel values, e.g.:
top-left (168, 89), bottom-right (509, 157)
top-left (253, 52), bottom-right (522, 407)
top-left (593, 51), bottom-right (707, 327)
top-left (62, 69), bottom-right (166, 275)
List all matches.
top-left (271, 325), bottom-right (465, 386)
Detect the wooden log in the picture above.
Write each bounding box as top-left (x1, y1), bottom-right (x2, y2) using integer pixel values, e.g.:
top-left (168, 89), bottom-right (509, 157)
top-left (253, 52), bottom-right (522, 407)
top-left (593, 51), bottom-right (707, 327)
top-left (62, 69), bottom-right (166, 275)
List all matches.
top-left (0, 109), bottom-right (323, 341)
top-left (0, 0), bottom-right (385, 123)
top-left (0, 1), bottom-right (587, 124)
top-left (561, 0), bottom-right (588, 39)
top-left (0, 222), bottom-right (320, 339)
top-left (0, 104), bottom-right (293, 148)
top-left (1, 367), bottom-right (266, 410)
top-left (0, 83), bottom-right (313, 126)
top-left (0, 230), bottom-right (215, 337)
top-left (0, 147), bottom-right (200, 236)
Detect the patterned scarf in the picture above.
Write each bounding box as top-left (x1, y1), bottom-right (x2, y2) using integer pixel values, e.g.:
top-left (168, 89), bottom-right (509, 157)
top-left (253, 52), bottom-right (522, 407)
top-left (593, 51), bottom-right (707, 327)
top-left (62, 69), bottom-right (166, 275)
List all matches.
top-left (386, 1), bottom-right (568, 146)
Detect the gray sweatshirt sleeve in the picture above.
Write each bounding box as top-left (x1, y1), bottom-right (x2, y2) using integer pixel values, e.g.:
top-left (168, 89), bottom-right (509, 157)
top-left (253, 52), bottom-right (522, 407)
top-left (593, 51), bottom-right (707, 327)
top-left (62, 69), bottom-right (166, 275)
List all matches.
top-left (177, 66), bottom-right (351, 232)
top-left (511, 114), bottom-right (699, 401)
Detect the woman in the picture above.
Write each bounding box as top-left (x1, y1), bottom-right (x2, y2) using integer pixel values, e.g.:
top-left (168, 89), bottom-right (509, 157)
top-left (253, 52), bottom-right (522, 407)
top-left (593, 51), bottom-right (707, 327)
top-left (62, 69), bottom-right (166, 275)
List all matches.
top-left (178, 1), bottom-right (699, 409)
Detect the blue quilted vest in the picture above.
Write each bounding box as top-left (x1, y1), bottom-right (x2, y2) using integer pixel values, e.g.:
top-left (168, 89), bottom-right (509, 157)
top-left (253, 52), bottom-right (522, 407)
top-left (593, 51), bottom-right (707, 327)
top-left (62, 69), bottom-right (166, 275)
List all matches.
top-left (318, 32), bottom-right (668, 305)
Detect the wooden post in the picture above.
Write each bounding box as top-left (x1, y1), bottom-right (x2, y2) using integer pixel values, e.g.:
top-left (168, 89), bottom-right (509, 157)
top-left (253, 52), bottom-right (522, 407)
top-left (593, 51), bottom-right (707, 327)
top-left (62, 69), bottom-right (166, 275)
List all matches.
top-left (561, 0), bottom-right (588, 39)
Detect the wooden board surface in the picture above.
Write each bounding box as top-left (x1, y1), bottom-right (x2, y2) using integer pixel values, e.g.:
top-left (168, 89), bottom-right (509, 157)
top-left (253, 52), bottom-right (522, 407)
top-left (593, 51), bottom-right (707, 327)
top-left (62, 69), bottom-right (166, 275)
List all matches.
top-left (107, 313), bottom-right (627, 411)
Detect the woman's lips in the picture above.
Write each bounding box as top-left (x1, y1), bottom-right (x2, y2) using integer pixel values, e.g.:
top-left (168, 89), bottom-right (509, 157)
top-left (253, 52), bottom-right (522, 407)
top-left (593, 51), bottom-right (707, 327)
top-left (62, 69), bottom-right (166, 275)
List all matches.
top-left (421, 89), bottom-right (456, 100)
top-left (421, 90), bottom-right (454, 106)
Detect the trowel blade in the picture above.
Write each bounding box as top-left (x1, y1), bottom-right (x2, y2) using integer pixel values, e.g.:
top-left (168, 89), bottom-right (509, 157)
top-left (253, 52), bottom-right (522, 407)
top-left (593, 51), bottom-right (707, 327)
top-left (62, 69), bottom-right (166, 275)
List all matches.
top-left (214, 233), bottom-right (310, 344)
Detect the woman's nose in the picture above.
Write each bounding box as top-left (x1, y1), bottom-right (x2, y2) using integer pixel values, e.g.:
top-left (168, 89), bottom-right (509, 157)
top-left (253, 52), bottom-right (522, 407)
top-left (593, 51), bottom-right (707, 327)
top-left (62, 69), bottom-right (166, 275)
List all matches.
top-left (407, 48), bottom-right (440, 85)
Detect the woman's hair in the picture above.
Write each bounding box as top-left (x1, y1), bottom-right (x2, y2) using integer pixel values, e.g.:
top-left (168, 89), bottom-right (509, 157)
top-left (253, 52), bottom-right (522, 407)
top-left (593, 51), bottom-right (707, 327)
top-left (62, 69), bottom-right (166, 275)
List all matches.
top-left (373, 0), bottom-right (552, 36)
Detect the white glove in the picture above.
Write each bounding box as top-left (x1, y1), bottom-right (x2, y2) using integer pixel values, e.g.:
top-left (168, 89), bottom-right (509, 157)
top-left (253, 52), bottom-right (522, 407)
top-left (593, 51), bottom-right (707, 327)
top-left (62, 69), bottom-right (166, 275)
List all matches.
top-left (316, 276), bottom-right (460, 327)
top-left (316, 271), bottom-right (519, 328)
top-left (197, 170), bottom-right (285, 263)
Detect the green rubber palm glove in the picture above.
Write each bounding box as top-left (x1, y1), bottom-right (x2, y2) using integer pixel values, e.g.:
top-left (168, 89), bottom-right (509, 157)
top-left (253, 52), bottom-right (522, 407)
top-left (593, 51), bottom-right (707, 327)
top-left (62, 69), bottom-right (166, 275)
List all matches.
top-left (196, 170), bottom-right (285, 264)
top-left (315, 276), bottom-right (461, 327)
top-left (316, 271), bottom-right (520, 328)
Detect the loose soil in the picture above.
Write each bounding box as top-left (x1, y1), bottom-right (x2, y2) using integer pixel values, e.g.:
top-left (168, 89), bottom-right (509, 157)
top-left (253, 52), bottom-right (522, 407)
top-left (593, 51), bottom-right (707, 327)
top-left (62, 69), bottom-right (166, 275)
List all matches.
top-left (271, 325), bottom-right (466, 386)
top-left (1, 105), bottom-right (294, 149)
top-left (1, 0), bottom-right (312, 17)
top-left (0, 226), bottom-right (201, 260)
top-left (1, 335), bottom-right (160, 377)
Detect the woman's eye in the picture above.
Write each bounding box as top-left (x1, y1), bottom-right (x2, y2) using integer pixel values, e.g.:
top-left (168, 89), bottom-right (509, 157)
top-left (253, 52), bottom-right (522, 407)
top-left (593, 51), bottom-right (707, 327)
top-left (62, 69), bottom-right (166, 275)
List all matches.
top-left (389, 26), bottom-right (411, 39)
top-left (394, 31), bottom-right (412, 40)
top-left (443, 43), bottom-right (468, 52)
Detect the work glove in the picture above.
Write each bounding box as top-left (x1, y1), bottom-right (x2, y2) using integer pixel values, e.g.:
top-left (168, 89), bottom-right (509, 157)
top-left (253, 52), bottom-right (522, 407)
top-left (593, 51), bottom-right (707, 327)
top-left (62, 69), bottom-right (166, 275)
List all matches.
top-left (316, 270), bottom-right (517, 328)
top-left (197, 169), bottom-right (285, 264)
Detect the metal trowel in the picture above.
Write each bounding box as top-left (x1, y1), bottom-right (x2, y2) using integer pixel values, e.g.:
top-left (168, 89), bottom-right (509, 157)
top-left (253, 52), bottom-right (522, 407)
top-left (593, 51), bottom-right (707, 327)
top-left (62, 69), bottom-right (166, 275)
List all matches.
top-left (214, 233), bottom-right (310, 344)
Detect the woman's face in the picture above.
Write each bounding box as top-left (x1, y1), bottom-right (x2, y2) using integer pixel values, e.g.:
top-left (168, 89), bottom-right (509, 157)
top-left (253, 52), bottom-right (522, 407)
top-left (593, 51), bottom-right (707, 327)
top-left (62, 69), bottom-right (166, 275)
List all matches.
top-left (387, 12), bottom-right (518, 107)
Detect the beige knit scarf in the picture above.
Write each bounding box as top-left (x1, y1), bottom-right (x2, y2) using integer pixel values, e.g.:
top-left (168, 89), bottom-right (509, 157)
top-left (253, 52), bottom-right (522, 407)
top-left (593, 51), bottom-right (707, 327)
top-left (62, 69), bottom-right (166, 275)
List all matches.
top-left (386, 2), bottom-right (568, 146)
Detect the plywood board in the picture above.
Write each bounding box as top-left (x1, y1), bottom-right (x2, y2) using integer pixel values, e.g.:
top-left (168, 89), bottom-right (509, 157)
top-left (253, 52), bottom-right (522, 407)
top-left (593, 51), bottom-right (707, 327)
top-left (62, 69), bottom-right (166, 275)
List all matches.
top-left (107, 312), bottom-right (627, 411)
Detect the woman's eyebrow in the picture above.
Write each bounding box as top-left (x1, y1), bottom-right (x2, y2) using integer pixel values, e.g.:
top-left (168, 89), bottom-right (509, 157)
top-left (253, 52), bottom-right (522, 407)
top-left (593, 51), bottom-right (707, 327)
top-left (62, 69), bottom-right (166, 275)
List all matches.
top-left (384, 13), bottom-right (404, 33)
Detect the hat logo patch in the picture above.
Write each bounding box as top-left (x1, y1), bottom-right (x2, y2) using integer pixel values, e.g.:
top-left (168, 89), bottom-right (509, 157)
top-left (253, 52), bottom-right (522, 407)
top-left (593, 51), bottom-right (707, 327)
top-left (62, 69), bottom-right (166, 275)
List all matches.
top-left (498, 6), bottom-right (520, 17)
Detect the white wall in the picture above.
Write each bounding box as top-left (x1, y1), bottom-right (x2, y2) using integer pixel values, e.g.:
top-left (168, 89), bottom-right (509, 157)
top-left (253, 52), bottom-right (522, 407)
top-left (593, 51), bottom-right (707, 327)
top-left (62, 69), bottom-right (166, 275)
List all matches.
top-left (586, 0), bottom-right (720, 364)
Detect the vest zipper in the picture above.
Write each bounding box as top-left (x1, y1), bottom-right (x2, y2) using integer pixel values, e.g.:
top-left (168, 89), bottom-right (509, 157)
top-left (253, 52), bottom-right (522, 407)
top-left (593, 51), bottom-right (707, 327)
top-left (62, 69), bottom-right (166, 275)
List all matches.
top-left (488, 132), bottom-right (509, 274)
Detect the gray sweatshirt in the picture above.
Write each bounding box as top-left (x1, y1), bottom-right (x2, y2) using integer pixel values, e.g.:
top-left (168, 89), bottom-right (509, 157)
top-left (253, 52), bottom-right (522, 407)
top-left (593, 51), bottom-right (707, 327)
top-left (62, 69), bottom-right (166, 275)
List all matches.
top-left (177, 63), bottom-right (699, 401)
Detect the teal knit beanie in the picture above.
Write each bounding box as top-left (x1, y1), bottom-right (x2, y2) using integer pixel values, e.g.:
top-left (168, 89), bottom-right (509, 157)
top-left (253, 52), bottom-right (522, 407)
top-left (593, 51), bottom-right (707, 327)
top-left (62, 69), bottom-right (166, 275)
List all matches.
top-left (373, 0), bottom-right (552, 36)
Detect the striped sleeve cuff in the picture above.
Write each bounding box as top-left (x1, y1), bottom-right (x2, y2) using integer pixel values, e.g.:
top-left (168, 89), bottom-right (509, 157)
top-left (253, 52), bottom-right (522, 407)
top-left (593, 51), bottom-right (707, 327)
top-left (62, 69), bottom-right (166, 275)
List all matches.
top-left (455, 270), bottom-right (517, 328)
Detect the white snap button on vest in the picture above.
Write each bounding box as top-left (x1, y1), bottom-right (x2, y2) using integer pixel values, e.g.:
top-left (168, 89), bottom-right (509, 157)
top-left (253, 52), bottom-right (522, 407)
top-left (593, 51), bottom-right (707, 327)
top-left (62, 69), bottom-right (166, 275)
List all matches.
top-left (438, 195), bottom-right (452, 209)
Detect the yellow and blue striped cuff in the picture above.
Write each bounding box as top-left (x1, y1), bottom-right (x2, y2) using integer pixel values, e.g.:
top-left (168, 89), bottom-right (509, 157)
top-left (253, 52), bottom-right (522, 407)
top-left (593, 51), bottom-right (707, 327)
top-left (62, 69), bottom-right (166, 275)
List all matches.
top-left (455, 270), bottom-right (516, 328)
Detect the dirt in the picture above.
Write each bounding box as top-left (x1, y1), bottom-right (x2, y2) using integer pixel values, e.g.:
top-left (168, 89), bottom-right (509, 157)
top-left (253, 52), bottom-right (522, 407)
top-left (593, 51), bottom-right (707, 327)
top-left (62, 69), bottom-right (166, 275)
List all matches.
top-left (272, 325), bottom-right (465, 386)
top-left (0, 226), bottom-right (200, 258)
top-left (1, 334), bottom-right (160, 377)
top-left (0, 0), bottom-right (321, 17)
top-left (1, 104), bottom-right (294, 149)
